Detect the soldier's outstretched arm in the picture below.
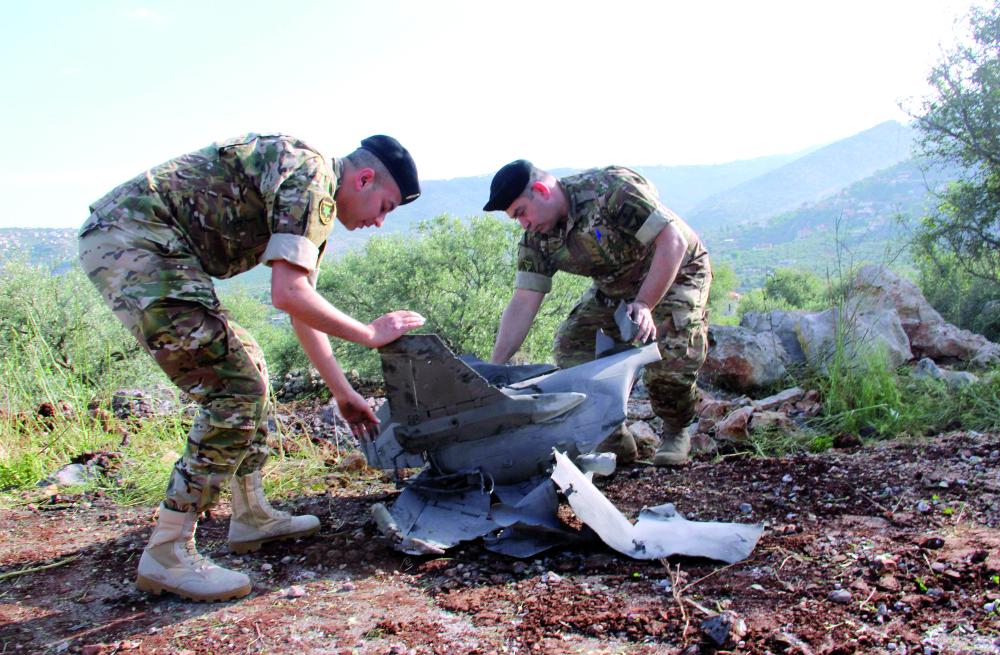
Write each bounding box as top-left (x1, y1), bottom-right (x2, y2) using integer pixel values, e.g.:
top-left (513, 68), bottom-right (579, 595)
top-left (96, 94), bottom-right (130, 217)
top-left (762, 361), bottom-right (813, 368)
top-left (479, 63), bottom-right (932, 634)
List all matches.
top-left (490, 288), bottom-right (545, 364)
top-left (629, 222), bottom-right (687, 342)
top-left (291, 316), bottom-right (380, 438)
top-left (270, 260), bottom-right (425, 347)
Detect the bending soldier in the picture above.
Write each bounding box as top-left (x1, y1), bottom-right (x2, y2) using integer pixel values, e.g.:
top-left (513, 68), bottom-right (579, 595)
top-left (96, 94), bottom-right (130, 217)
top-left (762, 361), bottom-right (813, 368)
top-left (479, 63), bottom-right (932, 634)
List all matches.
top-left (79, 133), bottom-right (424, 601)
top-left (484, 160), bottom-right (711, 467)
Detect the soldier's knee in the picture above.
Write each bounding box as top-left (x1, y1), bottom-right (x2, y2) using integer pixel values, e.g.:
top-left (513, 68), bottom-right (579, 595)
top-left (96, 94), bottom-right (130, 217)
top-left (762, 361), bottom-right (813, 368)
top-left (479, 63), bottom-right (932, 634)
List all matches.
top-left (204, 396), bottom-right (268, 433)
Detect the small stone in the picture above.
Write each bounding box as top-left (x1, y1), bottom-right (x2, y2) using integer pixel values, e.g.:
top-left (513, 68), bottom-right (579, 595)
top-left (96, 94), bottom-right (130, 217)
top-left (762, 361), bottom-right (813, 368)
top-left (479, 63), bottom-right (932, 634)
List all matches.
top-left (260, 563), bottom-right (273, 572)
top-left (284, 585), bottom-right (306, 598)
top-left (540, 571), bottom-right (562, 584)
top-left (877, 575), bottom-right (900, 592)
top-left (916, 501), bottom-right (931, 513)
top-left (281, 555), bottom-right (293, 564)
top-left (700, 611), bottom-right (746, 647)
top-left (930, 562), bottom-right (946, 573)
top-left (739, 503), bottom-right (753, 514)
top-left (828, 589), bottom-right (852, 604)
top-left (781, 474), bottom-right (793, 483)
top-left (338, 582), bottom-right (356, 593)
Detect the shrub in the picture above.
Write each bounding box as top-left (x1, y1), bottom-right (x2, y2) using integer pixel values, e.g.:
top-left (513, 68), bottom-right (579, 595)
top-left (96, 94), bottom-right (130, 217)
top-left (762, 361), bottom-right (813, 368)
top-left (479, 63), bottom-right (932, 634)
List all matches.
top-left (0, 260), bottom-right (161, 411)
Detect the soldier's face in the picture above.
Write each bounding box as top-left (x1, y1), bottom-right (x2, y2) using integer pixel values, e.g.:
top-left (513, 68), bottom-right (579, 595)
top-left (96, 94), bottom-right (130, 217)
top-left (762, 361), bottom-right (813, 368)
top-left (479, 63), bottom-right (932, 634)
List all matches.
top-left (337, 171), bottom-right (402, 230)
top-left (506, 188), bottom-right (561, 234)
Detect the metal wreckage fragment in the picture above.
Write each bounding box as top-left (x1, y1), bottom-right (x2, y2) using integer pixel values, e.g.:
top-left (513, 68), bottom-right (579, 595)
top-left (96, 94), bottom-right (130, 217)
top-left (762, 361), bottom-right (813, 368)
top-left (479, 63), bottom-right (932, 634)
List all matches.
top-left (360, 303), bottom-right (762, 563)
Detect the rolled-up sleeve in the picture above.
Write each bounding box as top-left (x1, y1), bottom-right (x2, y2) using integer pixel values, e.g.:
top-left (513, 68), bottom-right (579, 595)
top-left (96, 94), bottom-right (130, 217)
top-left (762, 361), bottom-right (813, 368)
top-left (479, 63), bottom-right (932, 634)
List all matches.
top-left (607, 171), bottom-right (675, 246)
top-left (260, 233), bottom-right (320, 272)
top-left (261, 153), bottom-right (337, 277)
top-left (514, 271), bottom-right (553, 293)
top-left (514, 235), bottom-right (555, 293)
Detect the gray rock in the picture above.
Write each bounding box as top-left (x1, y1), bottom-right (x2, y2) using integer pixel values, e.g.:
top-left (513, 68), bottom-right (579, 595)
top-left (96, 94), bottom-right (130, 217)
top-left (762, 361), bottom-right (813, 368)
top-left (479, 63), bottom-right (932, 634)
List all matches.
top-left (754, 386), bottom-right (805, 411)
top-left (39, 463), bottom-right (95, 488)
top-left (852, 265), bottom-right (1000, 366)
top-left (913, 358), bottom-right (979, 389)
top-left (111, 386), bottom-right (177, 419)
top-left (716, 406), bottom-right (755, 441)
top-left (702, 325), bottom-right (789, 392)
top-left (740, 310), bottom-right (810, 365)
top-left (828, 589), bottom-right (852, 604)
top-left (797, 304), bottom-right (912, 373)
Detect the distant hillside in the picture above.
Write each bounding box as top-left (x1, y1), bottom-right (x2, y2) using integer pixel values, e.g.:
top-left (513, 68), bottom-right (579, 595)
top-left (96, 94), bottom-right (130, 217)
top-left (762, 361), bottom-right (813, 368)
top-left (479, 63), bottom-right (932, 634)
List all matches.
top-left (687, 121), bottom-right (916, 231)
top-left (378, 152), bottom-right (805, 234)
top-left (633, 151), bottom-right (808, 215)
top-left (5, 122), bottom-right (943, 295)
top-left (706, 157), bottom-right (959, 287)
top-left (0, 228), bottom-right (78, 272)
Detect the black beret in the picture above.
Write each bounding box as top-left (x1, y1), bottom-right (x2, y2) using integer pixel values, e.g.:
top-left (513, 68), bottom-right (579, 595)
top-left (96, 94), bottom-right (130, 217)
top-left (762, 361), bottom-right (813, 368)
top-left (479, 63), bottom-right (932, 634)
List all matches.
top-left (483, 159), bottom-right (532, 211)
top-left (360, 135), bottom-right (421, 205)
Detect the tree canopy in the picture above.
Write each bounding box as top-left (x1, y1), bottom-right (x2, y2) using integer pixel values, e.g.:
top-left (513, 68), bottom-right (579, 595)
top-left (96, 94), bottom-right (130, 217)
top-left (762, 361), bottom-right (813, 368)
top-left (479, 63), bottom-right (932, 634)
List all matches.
top-left (912, 1), bottom-right (1000, 283)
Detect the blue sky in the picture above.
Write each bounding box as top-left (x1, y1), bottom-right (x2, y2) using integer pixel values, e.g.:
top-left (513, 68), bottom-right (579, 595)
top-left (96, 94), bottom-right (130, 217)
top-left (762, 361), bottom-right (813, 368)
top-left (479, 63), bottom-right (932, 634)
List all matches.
top-left (0, 0), bottom-right (982, 228)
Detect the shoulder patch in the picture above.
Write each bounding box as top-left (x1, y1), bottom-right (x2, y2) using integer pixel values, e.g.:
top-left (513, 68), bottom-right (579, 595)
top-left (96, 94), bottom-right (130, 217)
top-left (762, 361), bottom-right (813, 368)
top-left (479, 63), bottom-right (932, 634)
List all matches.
top-left (318, 196), bottom-right (336, 224)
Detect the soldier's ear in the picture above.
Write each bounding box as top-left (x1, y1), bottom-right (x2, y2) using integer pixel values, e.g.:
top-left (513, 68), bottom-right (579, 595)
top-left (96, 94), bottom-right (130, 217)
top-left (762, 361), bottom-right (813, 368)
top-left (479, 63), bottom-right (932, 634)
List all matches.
top-left (531, 181), bottom-right (550, 199)
top-left (354, 168), bottom-right (376, 191)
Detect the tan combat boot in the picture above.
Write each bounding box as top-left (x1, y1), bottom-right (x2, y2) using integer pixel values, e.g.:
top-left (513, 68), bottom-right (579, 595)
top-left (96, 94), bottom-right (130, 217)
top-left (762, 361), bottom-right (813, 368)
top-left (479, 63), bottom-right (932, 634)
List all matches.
top-left (653, 425), bottom-right (693, 467)
top-left (228, 470), bottom-right (320, 554)
top-left (596, 424), bottom-right (638, 466)
top-left (136, 504), bottom-right (252, 601)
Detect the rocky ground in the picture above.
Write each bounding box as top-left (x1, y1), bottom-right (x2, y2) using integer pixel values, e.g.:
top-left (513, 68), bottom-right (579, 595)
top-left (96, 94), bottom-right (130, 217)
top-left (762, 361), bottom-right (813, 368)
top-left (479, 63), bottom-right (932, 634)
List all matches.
top-left (1, 403), bottom-right (999, 654)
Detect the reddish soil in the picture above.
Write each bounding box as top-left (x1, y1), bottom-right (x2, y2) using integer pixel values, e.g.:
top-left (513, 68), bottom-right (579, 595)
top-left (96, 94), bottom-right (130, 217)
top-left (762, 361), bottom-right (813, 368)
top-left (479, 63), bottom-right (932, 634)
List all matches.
top-left (1, 421), bottom-right (999, 654)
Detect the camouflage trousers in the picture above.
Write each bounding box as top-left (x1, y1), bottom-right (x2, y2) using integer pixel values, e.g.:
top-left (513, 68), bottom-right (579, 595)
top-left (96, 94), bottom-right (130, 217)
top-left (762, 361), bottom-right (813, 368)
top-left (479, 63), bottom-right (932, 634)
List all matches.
top-left (554, 281), bottom-right (711, 434)
top-left (79, 205), bottom-right (271, 513)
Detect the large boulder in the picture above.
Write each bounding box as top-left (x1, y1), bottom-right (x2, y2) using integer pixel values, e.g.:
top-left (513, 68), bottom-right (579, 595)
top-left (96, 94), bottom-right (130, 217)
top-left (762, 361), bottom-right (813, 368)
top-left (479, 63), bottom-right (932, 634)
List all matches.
top-left (852, 265), bottom-right (1000, 366)
top-left (703, 326), bottom-right (789, 392)
top-left (795, 305), bottom-right (912, 373)
top-left (740, 310), bottom-right (809, 365)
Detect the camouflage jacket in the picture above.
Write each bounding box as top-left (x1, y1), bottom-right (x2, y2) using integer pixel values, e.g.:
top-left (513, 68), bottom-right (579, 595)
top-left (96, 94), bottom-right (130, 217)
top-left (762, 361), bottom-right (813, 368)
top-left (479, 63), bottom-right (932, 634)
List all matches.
top-left (82, 133), bottom-right (340, 280)
top-left (515, 166), bottom-right (709, 301)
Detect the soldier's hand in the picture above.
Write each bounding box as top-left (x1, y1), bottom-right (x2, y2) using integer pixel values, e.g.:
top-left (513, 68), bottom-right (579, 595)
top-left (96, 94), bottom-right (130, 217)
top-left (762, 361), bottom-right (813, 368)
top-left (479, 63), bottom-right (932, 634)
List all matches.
top-left (337, 389), bottom-right (380, 440)
top-left (365, 310), bottom-right (426, 348)
top-left (628, 301), bottom-right (657, 343)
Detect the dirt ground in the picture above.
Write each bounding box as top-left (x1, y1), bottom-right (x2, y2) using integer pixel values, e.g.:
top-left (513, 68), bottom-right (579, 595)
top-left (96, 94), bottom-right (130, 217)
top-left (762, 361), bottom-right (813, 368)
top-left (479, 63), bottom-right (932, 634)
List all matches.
top-left (1, 413), bottom-right (999, 654)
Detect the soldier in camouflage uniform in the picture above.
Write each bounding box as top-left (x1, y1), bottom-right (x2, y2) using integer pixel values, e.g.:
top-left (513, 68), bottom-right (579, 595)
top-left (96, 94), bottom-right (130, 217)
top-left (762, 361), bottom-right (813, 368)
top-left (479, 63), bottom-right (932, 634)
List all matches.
top-left (79, 133), bottom-right (424, 601)
top-left (484, 160), bottom-right (711, 467)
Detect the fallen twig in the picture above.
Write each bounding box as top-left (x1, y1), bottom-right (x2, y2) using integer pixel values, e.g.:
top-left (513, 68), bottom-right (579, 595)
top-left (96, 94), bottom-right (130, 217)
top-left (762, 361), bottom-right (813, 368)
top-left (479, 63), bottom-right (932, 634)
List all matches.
top-left (0, 555), bottom-right (80, 581)
top-left (680, 560), bottom-right (740, 594)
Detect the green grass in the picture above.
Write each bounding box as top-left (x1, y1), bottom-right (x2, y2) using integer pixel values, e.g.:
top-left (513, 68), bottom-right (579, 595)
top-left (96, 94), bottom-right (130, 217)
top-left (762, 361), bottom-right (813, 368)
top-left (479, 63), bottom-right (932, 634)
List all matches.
top-left (743, 354), bottom-right (1000, 458)
top-left (1, 408), bottom-right (337, 508)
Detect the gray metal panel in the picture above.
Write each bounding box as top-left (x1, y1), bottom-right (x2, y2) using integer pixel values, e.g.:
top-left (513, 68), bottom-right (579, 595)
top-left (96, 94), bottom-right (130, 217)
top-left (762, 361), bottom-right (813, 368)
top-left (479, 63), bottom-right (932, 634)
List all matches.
top-left (551, 451), bottom-right (762, 564)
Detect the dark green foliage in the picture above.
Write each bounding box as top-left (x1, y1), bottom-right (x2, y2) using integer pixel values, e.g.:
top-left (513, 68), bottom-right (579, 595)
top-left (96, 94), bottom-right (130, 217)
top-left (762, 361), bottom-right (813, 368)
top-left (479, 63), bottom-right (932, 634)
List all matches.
top-left (736, 267), bottom-right (827, 315)
top-left (705, 262), bottom-right (738, 320)
top-left (912, 2), bottom-right (1000, 289)
top-left (916, 250), bottom-right (1000, 341)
